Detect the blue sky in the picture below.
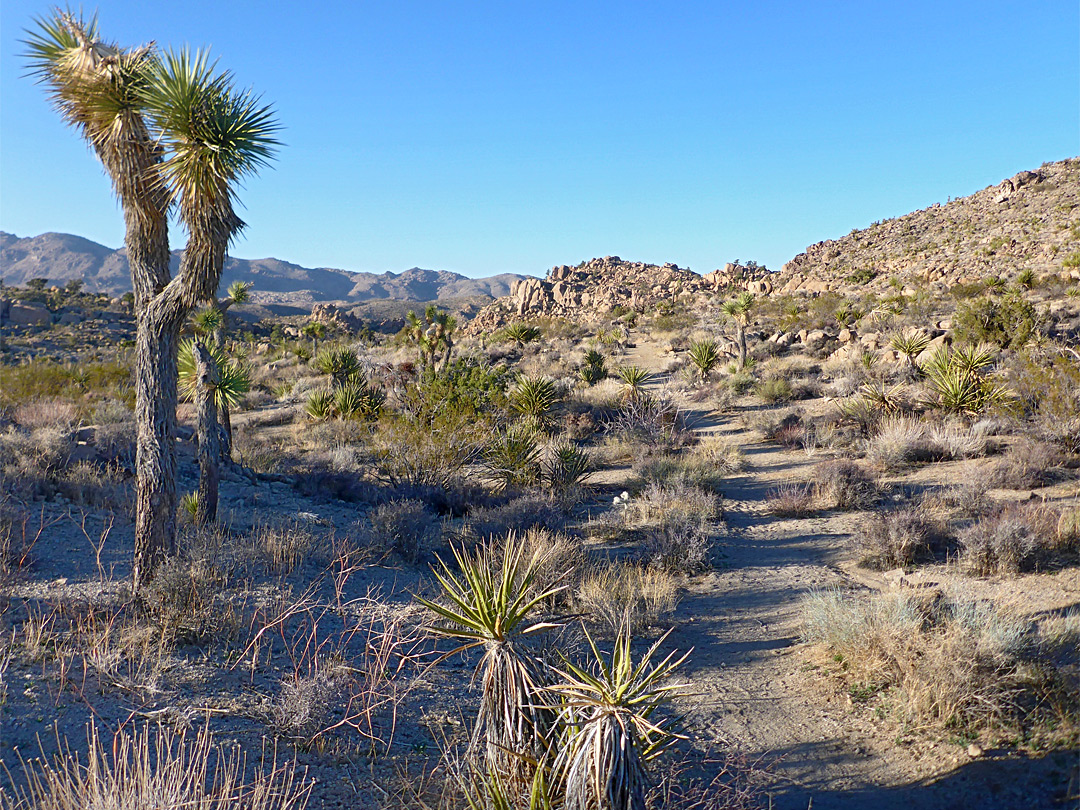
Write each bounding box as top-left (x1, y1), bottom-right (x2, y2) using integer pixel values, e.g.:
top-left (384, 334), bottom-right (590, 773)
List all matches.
top-left (2, 1), bottom-right (1077, 279)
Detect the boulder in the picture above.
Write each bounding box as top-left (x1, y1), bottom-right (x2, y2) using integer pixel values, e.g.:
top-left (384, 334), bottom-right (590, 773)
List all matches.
top-left (7, 302), bottom-right (52, 326)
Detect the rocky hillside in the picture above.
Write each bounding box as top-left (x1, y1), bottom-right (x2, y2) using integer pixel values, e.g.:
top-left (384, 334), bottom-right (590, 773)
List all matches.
top-left (778, 158), bottom-right (1080, 294)
top-left (0, 232), bottom-right (525, 305)
top-left (463, 256), bottom-right (773, 334)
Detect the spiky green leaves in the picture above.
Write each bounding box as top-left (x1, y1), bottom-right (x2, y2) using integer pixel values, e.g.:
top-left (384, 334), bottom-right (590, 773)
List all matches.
top-left (548, 629), bottom-right (688, 810)
top-left (177, 338), bottom-right (250, 409)
top-left (579, 350), bottom-right (607, 386)
top-left (686, 338), bottom-right (721, 383)
top-left (140, 48), bottom-right (279, 216)
top-left (919, 345), bottom-right (1015, 416)
top-left (315, 346), bottom-right (364, 389)
top-left (720, 291), bottom-right (754, 324)
top-left (510, 375), bottom-right (559, 427)
top-left (615, 366), bottom-right (653, 401)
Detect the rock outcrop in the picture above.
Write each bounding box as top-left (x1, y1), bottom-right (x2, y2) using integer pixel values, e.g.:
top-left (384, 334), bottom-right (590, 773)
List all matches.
top-left (463, 257), bottom-right (772, 334)
top-left (778, 158), bottom-right (1080, 296)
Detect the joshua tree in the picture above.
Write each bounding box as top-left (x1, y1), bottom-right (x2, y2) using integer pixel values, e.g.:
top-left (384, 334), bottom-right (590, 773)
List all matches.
top-left (720, 291), bottom-right (755, 368)
top-left (301, 320), bottom-right (326, 353)
top-left (26, 13), bottom-right (278, 591)
top-left (211, 280), bottom-right (252, 344)
top-left (404, 304), bottom-right (456, 371)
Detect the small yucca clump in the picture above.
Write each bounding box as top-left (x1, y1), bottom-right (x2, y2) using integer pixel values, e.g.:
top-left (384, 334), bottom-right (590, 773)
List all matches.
top-left (543, 441), bottom-right (593, 497)
top-left (579, 349), bottom-right (608, 386)
top-left (615, 366), bottom-right (653, 402)
top-left (510, 375), bottom-right (559, 428)
top-left (687, 338), bottom-right (721, 383)
top-left (484, 426), bottom-right (542, 493)
top-left (416, 537), bottom-right (567, 782)
top-left (549, 629), bottom-right (688, 810)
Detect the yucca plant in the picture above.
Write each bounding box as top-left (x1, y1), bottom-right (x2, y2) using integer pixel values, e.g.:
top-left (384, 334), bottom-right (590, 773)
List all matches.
top-left (548, 628), bottom-right (688, 810)
top-left (178, 337), bottom-right (251, 455)
top-left (416, 539), bottom-right (567, 782)
top-left (919, 345), bottom-right (1014, 416)
top-left (858, 381), bottom-right (909, 416)
top-left (686, 338), bottom-right (721, 383)
top-left (484, 426), bottom-right (542, 493)
top-left (1016, 268), bottom-right (1036, 289)
top-left (316, 346), bottom-right (364, 389)
top-left (502, 322), bottom-right (542, 347)
top-left (544, 441), bottom-right (593, 497)
top-left (180, 491), bottom-right (199, 521)
top-left (615, 366), bottom-right (653, 402)
top-left (579, 349), bottom-right (607, 386)
top-left (888, 330), bottom-right (930, 367)
top-left (305, 389), bottom-right (334, 421)
top-left (510, 376), bottom-right (559, 428)
top-left (333, 380), bottom-right (385, 420)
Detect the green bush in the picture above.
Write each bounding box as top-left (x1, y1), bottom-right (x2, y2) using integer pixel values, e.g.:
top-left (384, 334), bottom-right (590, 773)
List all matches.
top-left (953, 292), bottom-right (1036, 349)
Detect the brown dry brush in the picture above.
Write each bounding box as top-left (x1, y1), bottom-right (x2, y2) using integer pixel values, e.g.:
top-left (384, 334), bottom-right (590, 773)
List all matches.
top-left (2, 722), bottom-right (311, 810)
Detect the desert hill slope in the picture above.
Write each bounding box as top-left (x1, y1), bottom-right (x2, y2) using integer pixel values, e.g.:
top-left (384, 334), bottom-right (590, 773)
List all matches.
top-left (777, 158), bottom-right (1080, 294)
top-left (0, 231), bottom-right (525, 304)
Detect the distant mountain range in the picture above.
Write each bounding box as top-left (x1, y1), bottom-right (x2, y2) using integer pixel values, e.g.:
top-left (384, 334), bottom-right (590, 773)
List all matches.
top-left (0, 232), bottom-right (527, 306)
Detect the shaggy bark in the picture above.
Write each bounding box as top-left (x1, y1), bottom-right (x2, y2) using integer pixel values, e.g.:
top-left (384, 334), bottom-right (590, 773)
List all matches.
top-left (193, 343), bottom-right (221, 525)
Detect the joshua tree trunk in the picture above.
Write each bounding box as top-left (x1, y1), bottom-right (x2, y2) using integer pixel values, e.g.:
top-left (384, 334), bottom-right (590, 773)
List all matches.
top-left (440, 336), bottom-right (454, 374)
top-left (736, 324), bottom-right (747, 368)
top-left (219, 404), bottom-right (233, 459)
top-left (193, 342), bottom-right (220, 525)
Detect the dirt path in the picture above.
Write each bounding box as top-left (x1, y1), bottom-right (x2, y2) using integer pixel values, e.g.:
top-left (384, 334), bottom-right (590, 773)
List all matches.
top-left (617, 341), bottom-right (1073, 810)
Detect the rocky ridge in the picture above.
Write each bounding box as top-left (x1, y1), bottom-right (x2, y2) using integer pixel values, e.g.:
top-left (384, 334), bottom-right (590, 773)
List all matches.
top-left (463, 256), bottom-right (773, 334)
top-left (778, 158), bottom-right (1080, 295)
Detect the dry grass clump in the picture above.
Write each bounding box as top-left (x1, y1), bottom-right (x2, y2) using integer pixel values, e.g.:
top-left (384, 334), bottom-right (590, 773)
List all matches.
top-left (977, 439), bottom-right (1065, 490)
top-left (765, 482), bottom-right (814, 517)
top-left (5, 722), bottom-right (310, 810)
top-left (367, 499), bottom-right (441, 563)
top-left (516, 527), bottom-right (587, 607)
top-left (865, 416), bottom-right (934, 469)
top-left (55, 460), bottom-right (130, 510)
top-left (256, 522), bottom-right (323, 573)
top-left (12, 398), bottom-right (79, 430)
top-left (272, 667), bottom-right (349, 745)
top-left (959, 502), bottom-right (1073, 575)
top-left (812, 460), bottom-right (877, 509)
top-left (855, 504), bottom-right (944, 570)
top-left (576, 562), bottom-right (679, 637)
top-left (0, 425), bottom-right (72, 498)
top-left (801, 588), bottom-right (1030, 732)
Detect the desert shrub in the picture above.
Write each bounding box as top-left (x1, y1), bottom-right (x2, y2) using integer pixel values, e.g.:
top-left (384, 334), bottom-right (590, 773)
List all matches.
top-left (750, 408), bottom-right (801, 444)
top-left (642, 511), bottom-right (714, 573)
top-left (856, 505), bottom-right (942, 569)
top-left (371, 411), bottom-right (488, 489)
top-left (1006, 350), bottom-right (1080, 453)
top-left (978, 439), bottom-right (1063, 490)
top-left (605, 391), bottom-right (692, 457)
top-left (765, 482), bottom-right (814, 517)
top-left (959, 502), bottom-right (1067, 575)
top-left (272, 668), bottom-right (347, 744)
top-left (94, 419), bottom-right (137, 468)
top-left (463, 494), bottom-right (566, 541)
top-left (953, 292), bottom-right (1036, 349)
top-left (624, 482), bottom-right (722, 574)
top-left (755, 377), bottom-right (794, 403)
top-left (368, 499), bottom-right (440, 563)
top-left (576, 562), bottom-right (679, 636)
top-left (12, 398), bottom-right (78, 430)
top-left (801, 588), bottom-right (1028, 731)
top-left (400, 358), bottom-right (512, 421)
top-left (865, 416), bottom-right (933, 469)
top-left (514, 527), bottom-right (587, 607)
top-left (812, 460), bottom-right (877, 509)
top-left (0, 426), bottom-right (72, 499)
top-left (56, 460), bottom-right (129, 510)
top-left (6, 723), bottom-right (310, 810)
top-left (632, 446), bottom-right (734, 494)
top-left (926, 420), bottom-right (989, 460)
